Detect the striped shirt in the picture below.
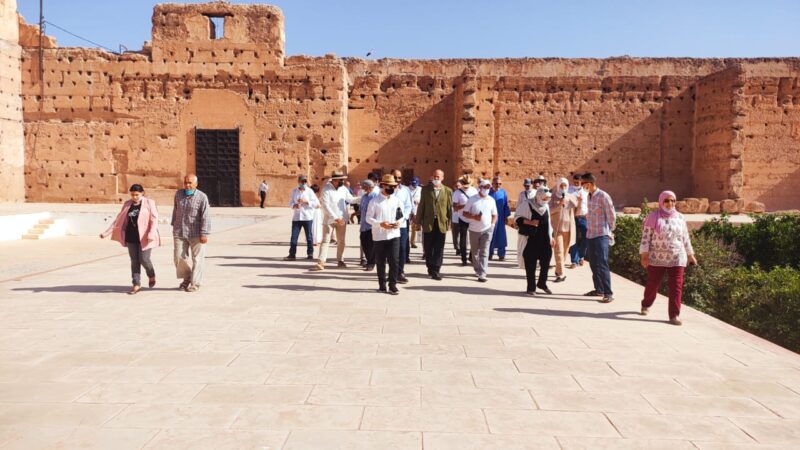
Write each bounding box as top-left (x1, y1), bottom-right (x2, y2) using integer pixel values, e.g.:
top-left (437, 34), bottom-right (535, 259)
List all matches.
top-left (171, 189), bottom-right (211, 238)
top-left (586, 188), bottom-right (615, 239)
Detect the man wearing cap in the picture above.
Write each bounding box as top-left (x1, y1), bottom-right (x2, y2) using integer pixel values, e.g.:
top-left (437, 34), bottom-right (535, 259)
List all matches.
top-left (391, 169), bottom-right (413, 283)
top-left (410, 176), bottom-right (422, 249)
top-left (312, 170), bottom-right (356, 271)
top-left (358, 179), bottom-right (378, 271)
top-left (489, 176), bottom-right (511, 261)
top-left (453, 174), bottom-right (478, 266)
top-left (462, 179), bottom-right (498, 282)
top-left (285, 175), bottom-right (319, 261)
top-left (516, 178), bottom-right (535, 213)
top-left (366, 174), bottom-right (404, 294)
top-left (416, 169), bottom-right (453, 280)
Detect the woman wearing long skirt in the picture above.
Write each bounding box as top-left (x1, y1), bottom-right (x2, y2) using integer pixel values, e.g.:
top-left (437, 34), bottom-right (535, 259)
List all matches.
top-left (100, 184), bottom-right (161, 294)
top-left (639, 190), bottom-right (697, 325)
top-left (516, 187), bottom-right (555, 296)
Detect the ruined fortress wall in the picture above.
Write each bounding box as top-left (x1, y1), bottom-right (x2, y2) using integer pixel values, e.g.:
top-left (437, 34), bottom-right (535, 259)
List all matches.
top-left (693, 67), bottom-right (742, 201)
top-left (20, 3), bottom-right (347, 206)
top-left (738, 75), bottom-right (800, 210)
top-left (0, 0), bottom-right (23, 202)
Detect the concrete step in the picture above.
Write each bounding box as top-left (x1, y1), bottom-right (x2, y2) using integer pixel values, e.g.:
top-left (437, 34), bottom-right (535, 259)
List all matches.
top-left (22, 234), bottom-right (40, 240)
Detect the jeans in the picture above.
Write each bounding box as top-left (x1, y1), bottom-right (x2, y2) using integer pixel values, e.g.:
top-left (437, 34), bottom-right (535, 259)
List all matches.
top-left (398, 227), bottom-right (409, 274)
top-left (587, 235), bottom-right (612, 296)
top-left (569, 216), bottom-right (588, 264)
top-left (642, 265), bottom-right (685, 319)
top-left (289, 220), bottom-right (314, 257)
top-left (423, 228), bottom-right (446, 275)
top-left (374, 237), bottom-right (400, 290)
top-left (173, 236), bottom-right (205, 287)
top-left (469, 229), bottom-right (492, 278)
top-left (127, 240), bottom-right (155, 286)
top-left (360, 230), bottom-right (375, 267)
top-left (523, 238), bottom-right (552, 292)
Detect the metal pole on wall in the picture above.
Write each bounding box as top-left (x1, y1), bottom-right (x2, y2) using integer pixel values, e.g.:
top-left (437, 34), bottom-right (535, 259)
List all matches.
top-left (38, 0), bottom-right (44, 111)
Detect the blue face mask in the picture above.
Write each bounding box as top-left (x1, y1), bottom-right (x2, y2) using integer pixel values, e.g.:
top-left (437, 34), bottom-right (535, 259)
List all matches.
top-left (184, 189), bottom-right (195, 196)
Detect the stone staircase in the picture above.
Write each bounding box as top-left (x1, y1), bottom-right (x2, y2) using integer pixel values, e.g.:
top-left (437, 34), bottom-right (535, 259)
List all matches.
top-left (22, 217), bottom-right (66, 240)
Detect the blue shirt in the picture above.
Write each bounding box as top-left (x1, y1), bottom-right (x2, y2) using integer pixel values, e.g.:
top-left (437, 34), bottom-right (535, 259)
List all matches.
top-left (359, 188), bottom-right (380, 232)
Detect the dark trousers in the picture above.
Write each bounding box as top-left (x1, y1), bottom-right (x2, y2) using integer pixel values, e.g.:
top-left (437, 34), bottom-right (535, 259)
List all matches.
top-left (457, 220), bottom-right (470, 263)
top-left (569, 216), bottom-right (588, 264)
top-left (374, 237), bottom-right (400, 290)
top-left (127, 240), bottom-right (155, 286)
top-left (451, 223), bottom-right (459, 251)
top-left (360, 230), bottom-right (375, 267)
top-left (643, 265), bottom-right (685, 319)
top-left (259, 191), bottom-right (266, 208)
top-left (424, 228), bottom-right (446, 275)
top-left (289, 220), bottom-right (314, 257)
top-left (522, 238), bottom-right (551, 292)
top-left (398, 227), bottom-right (409, 274)
top-left (588, 236), bottom-right (613, 295)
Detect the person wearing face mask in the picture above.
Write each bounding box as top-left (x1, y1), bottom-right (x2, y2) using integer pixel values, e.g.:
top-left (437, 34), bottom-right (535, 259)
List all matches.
top-left (100, 184), bottom-right (161, 295)
top-left (551, 177), bottom-right (578, 282)
top-left (171, 174), bottom-right (210, 292)
top-left (488, 176), bottom-right (511, 261)
top-left (515, 187), bottom-right (555, 296)
top-left (366, 174), bottom-right (404, 294)
top-left (415, 169), bottom-right (453, 280)
top-left (568, 173), bottom-right (589, 268)
top-left (410, 176), bottom-right (422, 249)
top-left (285, 175), bottom-right (320, 261)
top-left (462, 179), bottom-right (498, 282)
top-left (312, 170), bottom-right (355, 271)
top-left (453, 175), bottom-right (478, 266)
top-left (639, 190), bottom-right (697, 326)
top-left (451, 178), bottom-right (464, 256)
top-left (516, 178), bottom-right (535, 212)
top-left (391, 169), bottom-right (414, 283)
top-left (358, 179), bottom-right (379, 271)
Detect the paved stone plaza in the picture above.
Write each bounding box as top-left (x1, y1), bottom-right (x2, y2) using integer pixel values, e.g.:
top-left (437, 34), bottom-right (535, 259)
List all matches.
top-left (1, 207), bottom-right (800, 449)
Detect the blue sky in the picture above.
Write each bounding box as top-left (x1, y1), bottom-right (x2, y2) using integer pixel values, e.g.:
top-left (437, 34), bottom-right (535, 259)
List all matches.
top-left (17, 0), bottom-right (800, 58)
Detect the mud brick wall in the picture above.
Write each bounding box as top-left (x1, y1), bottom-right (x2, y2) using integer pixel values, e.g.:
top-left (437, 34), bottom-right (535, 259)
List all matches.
top-left (737, 75), bottom-right (800, 210)
top-left (19, 3), bottom-right (347, 206)
top-left (0, 0), bottom-right (23, 202)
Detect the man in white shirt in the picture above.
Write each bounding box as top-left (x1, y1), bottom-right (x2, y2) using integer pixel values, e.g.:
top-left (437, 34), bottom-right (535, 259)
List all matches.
top-left (391, 169), bottom-right (413, 283)
top-left (568, 173), bottom-right (589, 267)
top-left (453, 175), bottom-right (478, 266)
top-left (462, 179), bottom-right (498, 282)
top-left (258, 180), bottom-right (269, 208)
top-left (313, 170), bottom-right (356, 271)
top-left (366, 174), bottom-right (403, 295)
top-left (285, 175), bottom-right (319, 260)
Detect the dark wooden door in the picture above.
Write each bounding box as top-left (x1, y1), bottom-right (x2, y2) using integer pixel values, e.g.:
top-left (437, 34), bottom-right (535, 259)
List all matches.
top-left (195, 128), bottom-right (240, 206)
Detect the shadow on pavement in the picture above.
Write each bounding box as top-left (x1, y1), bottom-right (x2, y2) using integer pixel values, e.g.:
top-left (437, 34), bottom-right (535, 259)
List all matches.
top-left (243, 284), bottom-right (378, 293)
top-left (494, 307), bottom-right (654, 323)
top-left (11, 285), bottom-right (175, 294)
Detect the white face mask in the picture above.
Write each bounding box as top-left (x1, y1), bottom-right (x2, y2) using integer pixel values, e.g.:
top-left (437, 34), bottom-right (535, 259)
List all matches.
top-left (432, 179), bottom-right (441, 187)
top-left (480, 188), bottom-right (490, 196)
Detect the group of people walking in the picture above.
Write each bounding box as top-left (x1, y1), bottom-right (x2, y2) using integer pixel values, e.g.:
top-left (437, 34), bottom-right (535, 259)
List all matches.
top-left (101, 170), bottom-right (696, 325)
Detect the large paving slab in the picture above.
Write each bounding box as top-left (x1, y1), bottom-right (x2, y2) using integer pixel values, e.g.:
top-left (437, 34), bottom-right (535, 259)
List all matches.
top-left (0, 206), bottom-right (799, 449)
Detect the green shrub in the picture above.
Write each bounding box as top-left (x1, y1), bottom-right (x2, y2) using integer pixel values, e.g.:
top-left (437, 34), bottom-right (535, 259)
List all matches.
top-left (698, 213), bottom-right (800, 269)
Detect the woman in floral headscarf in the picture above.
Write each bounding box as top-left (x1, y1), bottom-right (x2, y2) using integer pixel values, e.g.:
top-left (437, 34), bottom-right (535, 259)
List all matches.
top-left (515, 186), bottom-right (555, 296)
top-left (639, 190), bottom-right (697, 325)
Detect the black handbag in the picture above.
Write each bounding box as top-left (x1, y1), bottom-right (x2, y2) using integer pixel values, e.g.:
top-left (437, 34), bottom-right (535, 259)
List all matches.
top-left (517, 202), bottom-right (537, 237)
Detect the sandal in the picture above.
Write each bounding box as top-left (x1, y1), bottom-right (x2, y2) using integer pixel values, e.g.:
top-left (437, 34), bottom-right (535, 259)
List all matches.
top-left (128, 285), bottom-right (141, 295)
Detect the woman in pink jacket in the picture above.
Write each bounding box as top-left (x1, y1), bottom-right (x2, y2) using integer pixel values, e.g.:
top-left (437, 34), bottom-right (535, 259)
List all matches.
top-left (100, 184), bottom-right (161, 294)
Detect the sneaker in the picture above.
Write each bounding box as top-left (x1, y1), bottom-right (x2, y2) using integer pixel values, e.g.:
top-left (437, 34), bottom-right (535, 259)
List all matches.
top-left (389, 288), bottom-right (399, 295)
top-left (283, 256), bottom-right (296, 261)
top-left (186, 285), bottom-right (199, 292)
top-left (397, 274), bottom-right (409, 284)
top-left (179, 280), bottom-right (190, 291)
top-left (478, 277), bottom-right (487, 283)
top-left (669, 316), bottom-right (683, 326)
top-left (337, 261), bottom-right (347, 268)
top-left (599, 296), bottom-right (614, 303)
top-left (640, 307), bottom-right (650, 316)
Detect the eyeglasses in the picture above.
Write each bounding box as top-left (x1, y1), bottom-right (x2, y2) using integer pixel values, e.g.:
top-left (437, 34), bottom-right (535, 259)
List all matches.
top-left (663, 199), bottom-right (676, 204)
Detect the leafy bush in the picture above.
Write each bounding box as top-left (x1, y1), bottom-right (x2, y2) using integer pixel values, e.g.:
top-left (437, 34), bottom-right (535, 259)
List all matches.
top-left (610, 210), bottom-right (800, 352)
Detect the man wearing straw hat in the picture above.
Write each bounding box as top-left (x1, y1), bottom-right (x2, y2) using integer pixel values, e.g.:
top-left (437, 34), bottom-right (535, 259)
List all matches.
top-left (366, 174), bottom-right (404, 294)
top-left (312, 170), bottom-right (355, 271)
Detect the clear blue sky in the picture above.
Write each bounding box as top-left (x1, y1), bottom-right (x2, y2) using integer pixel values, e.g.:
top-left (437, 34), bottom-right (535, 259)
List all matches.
top-left (17, 0), bottom-right (800, 58)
